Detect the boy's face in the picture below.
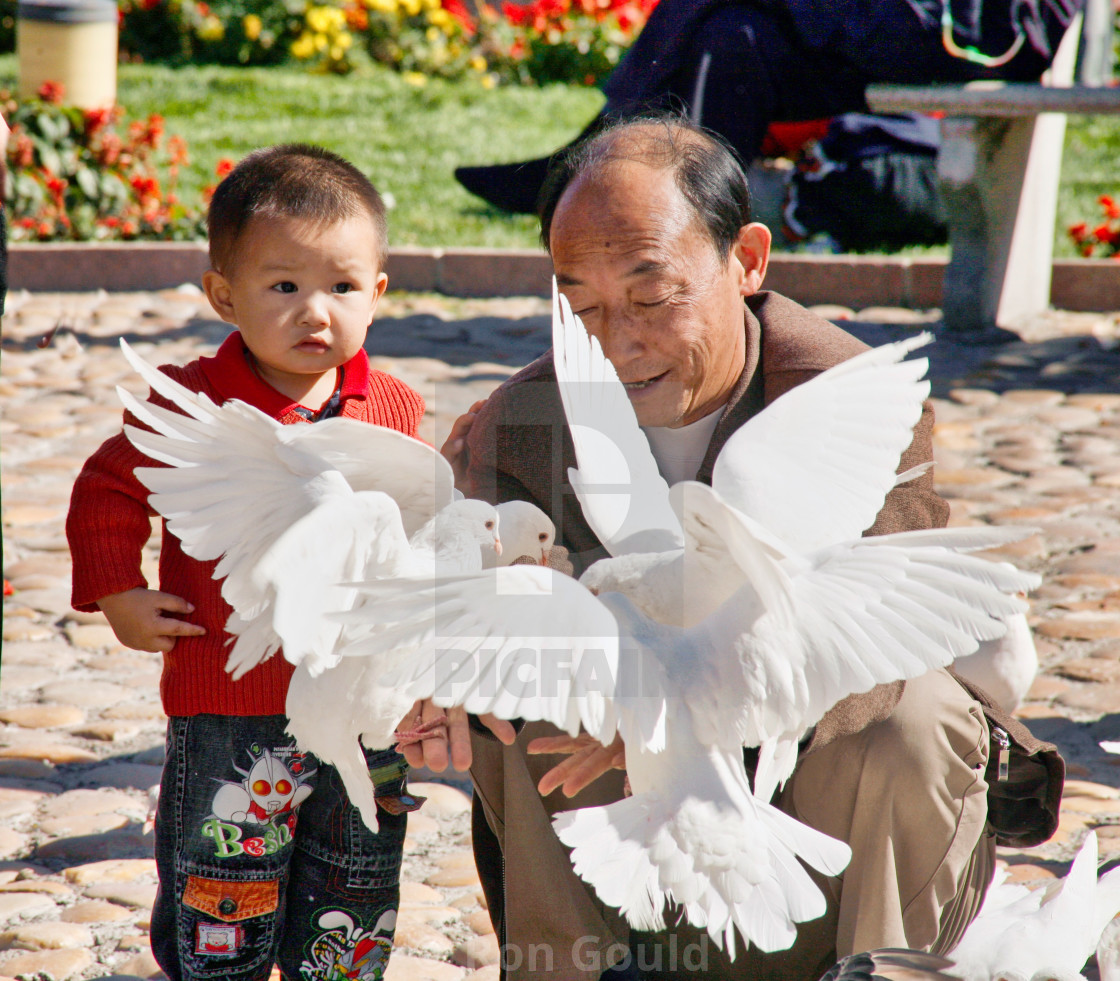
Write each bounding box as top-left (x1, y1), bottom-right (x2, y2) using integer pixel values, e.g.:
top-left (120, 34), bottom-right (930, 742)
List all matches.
top-left (203, 214), bottom-right (387, 400)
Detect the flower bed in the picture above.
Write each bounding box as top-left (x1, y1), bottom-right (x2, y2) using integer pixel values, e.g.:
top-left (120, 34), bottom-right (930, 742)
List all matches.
top-left (1068, 195), bottom-right (1120, 260)
top-left (4, 82), bottom-right (227, 242)
top-left (114, 0), bottom-right (658, 83)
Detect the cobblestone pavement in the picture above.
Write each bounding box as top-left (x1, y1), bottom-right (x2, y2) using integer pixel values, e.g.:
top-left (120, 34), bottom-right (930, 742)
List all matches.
top-left (4, 287), bottom-right (1120, 979)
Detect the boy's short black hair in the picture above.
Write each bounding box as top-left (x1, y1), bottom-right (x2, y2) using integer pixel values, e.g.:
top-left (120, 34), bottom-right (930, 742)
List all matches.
top-left (208, 143), bottom-right (388, 273)
top-left (538, 113), bottom-right (752, 260)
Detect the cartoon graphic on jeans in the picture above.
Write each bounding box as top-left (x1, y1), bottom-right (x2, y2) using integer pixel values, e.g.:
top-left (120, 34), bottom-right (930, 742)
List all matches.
top-left (299, 908), bottom-right (396, 980)
top-left (200, 744), bottom-right (314, 859)
top-left (212, 745), bottom-right (313, 823)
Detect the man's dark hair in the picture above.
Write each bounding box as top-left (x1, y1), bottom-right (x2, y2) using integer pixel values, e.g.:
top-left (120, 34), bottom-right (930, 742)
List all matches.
top-left (207, 143), bottom-right (388, 273)
top-left (538, 114), bottom-right (752, 258)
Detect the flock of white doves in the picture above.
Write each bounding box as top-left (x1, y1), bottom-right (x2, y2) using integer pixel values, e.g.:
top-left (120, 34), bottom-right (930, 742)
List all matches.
top-left (115, 283), bottom-right (1120, 980)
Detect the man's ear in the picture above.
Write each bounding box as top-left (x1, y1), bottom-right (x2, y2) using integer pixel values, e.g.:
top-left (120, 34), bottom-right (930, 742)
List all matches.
top-left (730, 222), bottom-right (771, 297)
top-left (202, 269), bottom-right (237, 326)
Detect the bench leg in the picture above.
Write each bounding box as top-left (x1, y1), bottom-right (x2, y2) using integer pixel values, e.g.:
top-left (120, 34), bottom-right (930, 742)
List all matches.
top-left (938, 112), bottom-right (1066, 333)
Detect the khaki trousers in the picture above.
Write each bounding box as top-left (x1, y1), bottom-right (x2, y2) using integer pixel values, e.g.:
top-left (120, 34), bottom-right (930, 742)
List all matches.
top-left (470, 668), bottom-right (994, 981)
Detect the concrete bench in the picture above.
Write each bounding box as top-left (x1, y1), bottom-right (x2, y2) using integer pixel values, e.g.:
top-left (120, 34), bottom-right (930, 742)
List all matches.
top-left (865, 3), bottom-right (1119, 333)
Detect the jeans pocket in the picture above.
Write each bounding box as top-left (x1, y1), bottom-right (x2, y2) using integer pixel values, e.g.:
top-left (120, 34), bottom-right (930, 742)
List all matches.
top-left (177, 868), bottom-right (284, 979)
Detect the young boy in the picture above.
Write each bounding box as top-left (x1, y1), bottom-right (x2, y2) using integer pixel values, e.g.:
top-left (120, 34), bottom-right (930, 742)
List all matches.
top-left (67, 144), bottom-right (424, 981)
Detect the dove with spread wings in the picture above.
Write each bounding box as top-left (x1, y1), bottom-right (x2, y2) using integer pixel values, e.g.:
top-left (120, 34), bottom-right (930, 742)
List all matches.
top-left (338, 283), bottom-right (1040, 957)
top-left (114, 338), bottom-right (607, 833)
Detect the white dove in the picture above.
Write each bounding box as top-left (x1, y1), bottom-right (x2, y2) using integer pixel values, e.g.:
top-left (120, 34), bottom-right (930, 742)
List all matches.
top-left (486, 500), bottom-right (556, 567)
top-left (946, 831), bottom-right (1120, 981)
top-left (114, 339), bottom-right (604, 831)
top-left (343, 286), bottom-right (1039, 956)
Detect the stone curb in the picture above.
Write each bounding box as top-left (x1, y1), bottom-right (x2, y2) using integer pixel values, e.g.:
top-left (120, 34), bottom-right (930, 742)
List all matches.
top-left (9, 242), bottom-right (1120, 310)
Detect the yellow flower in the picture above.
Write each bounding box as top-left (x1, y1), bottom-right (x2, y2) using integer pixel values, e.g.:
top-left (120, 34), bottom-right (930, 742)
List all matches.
top-left (307, 5), bottom-right (345, 33)
top-left (403, 70), bottom-right (428, 86)
top-left (291, 31), bottom-right (315, 57)
top-left (470, 54), bottom-right (486, 72)
top-left (336, 30), bottom-right (352, 48)
top-left (480, 73), bottom-right (496, 89)
top-left (242, 13), bottom-right (262, 40)
top-left (366, 0), bottom-right (396, 13)
top-left (197, 14), bottom-right (224, 40)
top-left (427, 8), bottom-right (452, 28)
top-left (401, 0), bottom-right (420, 16)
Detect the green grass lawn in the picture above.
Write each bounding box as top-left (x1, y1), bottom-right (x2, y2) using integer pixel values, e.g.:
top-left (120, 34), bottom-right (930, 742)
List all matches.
top-left (1, 54), bottom-right (1117, 255)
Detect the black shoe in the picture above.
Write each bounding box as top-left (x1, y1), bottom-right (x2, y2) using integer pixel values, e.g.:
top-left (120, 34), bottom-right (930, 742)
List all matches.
top-left (454, 155), bottom-right (554, 214)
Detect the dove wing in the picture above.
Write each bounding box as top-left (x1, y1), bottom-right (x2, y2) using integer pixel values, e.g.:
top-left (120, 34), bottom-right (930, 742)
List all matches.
top-left (115, 340), bottom-right (433, 678)
top-left (712, 333), bottom-right (932, 554)
top-left (244, 490), bottom-right (420, 679)
top-left (337, 565), bottom-right (622, 744)
top-left (278, 419), bottom-right (455, 536)
top-left (552, 280), bottom-right (684, 555)
top-left (117, 341), bottom-right (358, 671)
top-left (665, 484), bottom-right (1037, 790)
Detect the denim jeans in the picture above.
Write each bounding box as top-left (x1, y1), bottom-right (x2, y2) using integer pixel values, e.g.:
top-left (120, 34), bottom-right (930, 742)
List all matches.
top-left (151, 714), bottom-right (409, 981)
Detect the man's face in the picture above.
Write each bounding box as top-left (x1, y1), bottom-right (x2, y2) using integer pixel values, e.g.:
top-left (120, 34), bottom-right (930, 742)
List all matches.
top-left (550, 160), bottom-right (768, 428)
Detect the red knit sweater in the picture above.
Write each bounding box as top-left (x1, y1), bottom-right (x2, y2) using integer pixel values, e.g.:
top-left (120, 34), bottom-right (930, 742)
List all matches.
top-left (67, 333), bottom-right (426, 717)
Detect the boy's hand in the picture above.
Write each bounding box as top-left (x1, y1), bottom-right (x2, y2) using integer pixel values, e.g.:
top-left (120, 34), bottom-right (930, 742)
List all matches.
top-left (439, 399), bottom-right (486, 495)
top-left (395, 698), bottom-right (515, 772)
top-left (527, 732), bottom-right (626, 797)
top-left (97, 587), bottom-right (206, 653)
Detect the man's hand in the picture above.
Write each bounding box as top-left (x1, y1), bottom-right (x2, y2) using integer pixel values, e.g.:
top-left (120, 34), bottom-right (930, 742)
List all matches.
top-left (439, 399), bottom-right (486, 495)
top-left (527, 732), bottom-right (626, 797)
top-left (97, 587), bottom-right (206, 653)
top-left (395, 698), bottom-right (516, 772)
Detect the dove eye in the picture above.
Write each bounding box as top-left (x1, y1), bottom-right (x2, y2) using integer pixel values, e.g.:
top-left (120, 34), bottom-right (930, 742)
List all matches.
top-left (485, 520), bottom-right (495, 530)
top-left (538, 533), bottom-right (548, 542)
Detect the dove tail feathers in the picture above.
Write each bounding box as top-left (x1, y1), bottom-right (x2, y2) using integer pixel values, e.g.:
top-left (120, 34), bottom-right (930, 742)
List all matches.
top-left (553, 788), bottom-right (850, 957)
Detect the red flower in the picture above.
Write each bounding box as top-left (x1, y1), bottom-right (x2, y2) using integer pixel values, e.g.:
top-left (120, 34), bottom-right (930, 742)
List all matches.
top-left (45, 174), bottom-right (66, 198)
top-left (2, 580), bottom-right (12, 597)
top-left (502, 1), bottom-right (529, 24)
top-left (84, 106), bottom-right (113, 136)
top-left (215, 158), bottom-right (235, 179)
top-left (1092, 222), bottom-right (1117, 245)
top-left (37, 80), bottom-right (65, 104)
top-left (12, 133), bottom-right (35, 168)
top-left (168, 134), bottom-right (189, 166)
top-left (99, 132), bottom-right (123, 166)
top-left (442, 0), bottom-right (475, 32)
top-left (145, 114), bottom-right (165, 149)
top-left (1067, 221), bottom-right (1089, 240)
top-left (1101, 194), bottom-right (1120, 221)
top-left (37, 220), bottom-right (53, 238)
top-left (122, 219), bottom-right (139, 237)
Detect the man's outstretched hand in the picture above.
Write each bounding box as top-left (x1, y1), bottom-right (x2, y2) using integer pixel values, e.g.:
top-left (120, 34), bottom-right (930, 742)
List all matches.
top-left (527, 732), bottom-right (626, 797)
top-left (395, 698), bottom-right (516, 772)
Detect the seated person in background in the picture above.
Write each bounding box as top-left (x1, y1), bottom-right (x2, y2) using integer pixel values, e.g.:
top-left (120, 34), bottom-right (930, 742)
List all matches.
top-left (455, 0), bottom-right (1081, 217)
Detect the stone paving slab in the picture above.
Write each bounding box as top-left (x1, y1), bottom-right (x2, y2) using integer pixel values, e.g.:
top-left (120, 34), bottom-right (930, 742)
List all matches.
top-left (4, 289), bottom-right (1120, 978)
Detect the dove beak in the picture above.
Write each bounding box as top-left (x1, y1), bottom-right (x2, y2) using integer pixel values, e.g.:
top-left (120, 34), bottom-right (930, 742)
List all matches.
top-left (494, 537), bottom-right (503, 557)
top-left (538, 551), bottom-right (548, 566)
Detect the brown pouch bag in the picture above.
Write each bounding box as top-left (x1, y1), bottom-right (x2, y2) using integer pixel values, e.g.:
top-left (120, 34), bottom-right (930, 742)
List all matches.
top-left (950, 670), bottom-right (1065, 848)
